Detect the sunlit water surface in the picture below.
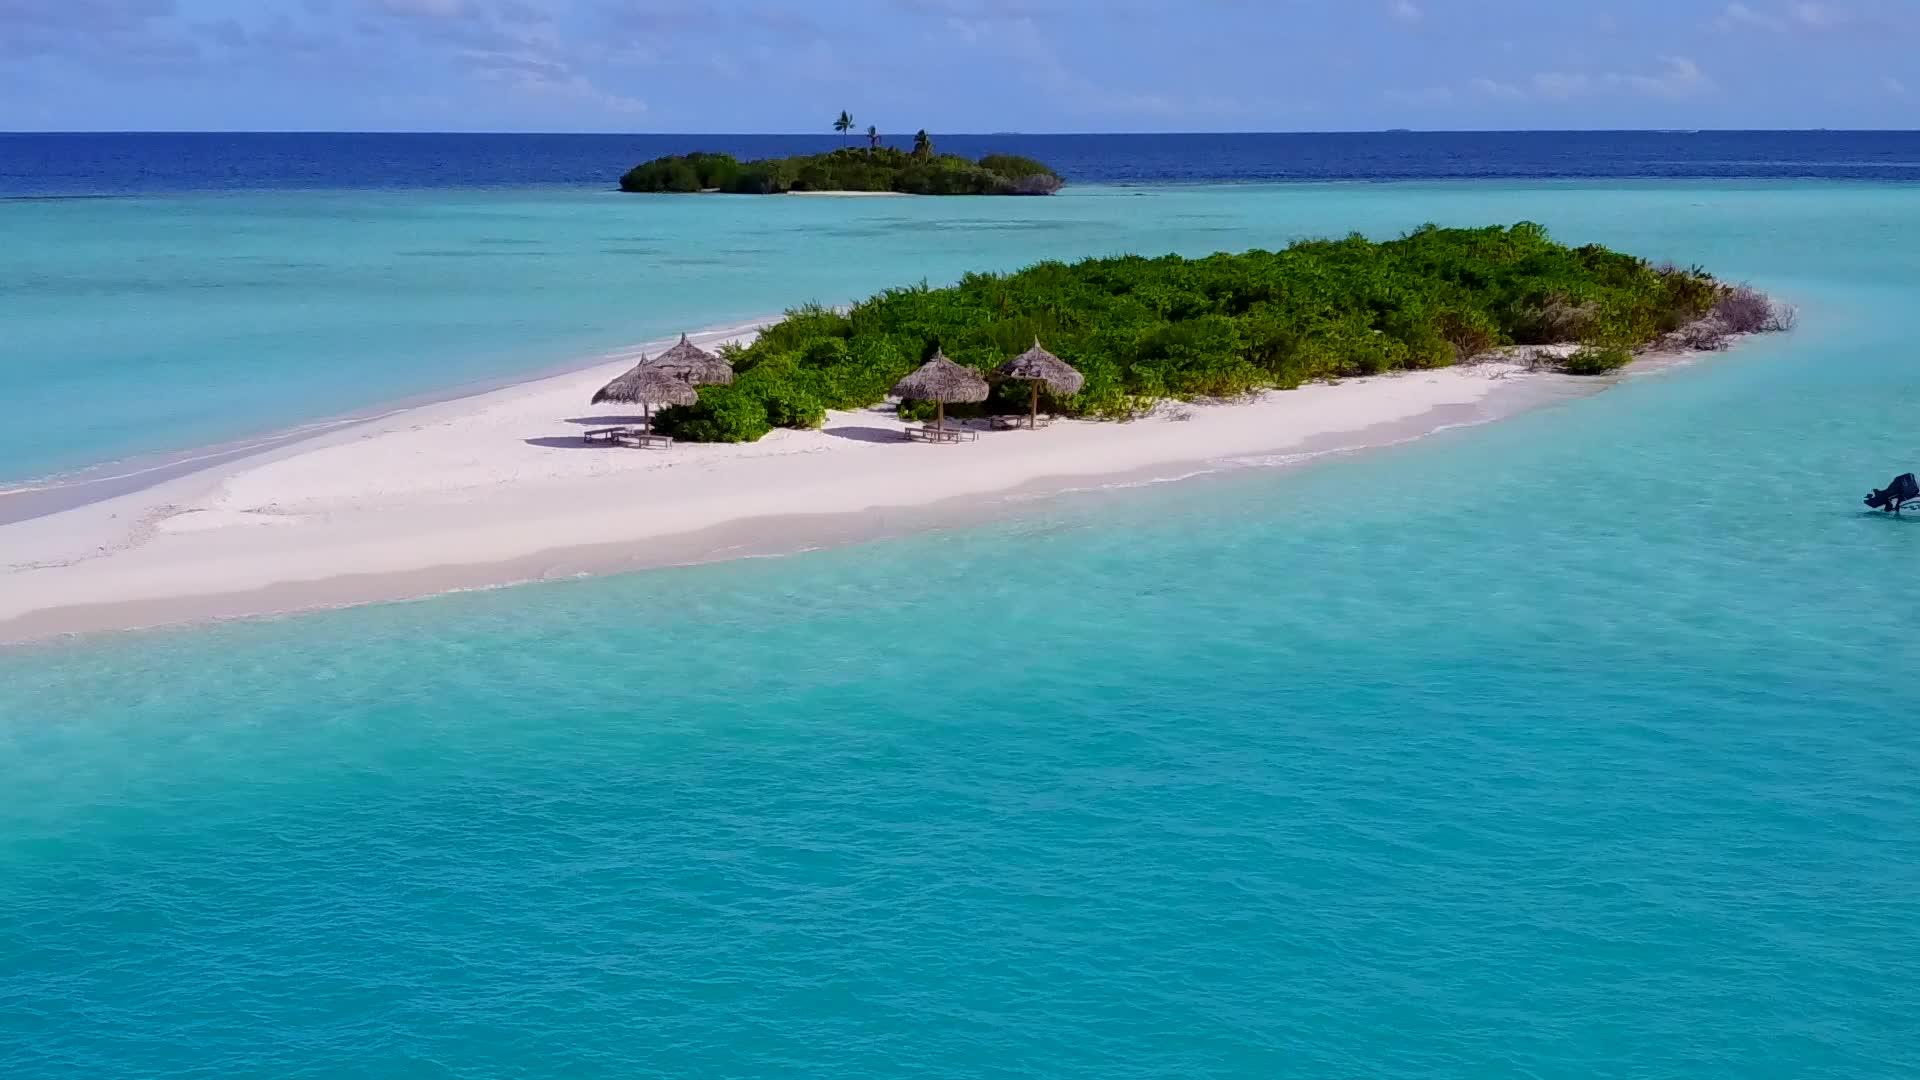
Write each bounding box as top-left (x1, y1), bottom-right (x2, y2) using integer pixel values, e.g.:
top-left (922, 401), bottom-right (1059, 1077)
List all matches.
top-left (3, 177), bottom-right (1919, 1078)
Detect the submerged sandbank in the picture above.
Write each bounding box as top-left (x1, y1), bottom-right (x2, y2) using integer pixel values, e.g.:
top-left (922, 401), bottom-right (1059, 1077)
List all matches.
top-left (0, 336), bottom-right (1612, 644)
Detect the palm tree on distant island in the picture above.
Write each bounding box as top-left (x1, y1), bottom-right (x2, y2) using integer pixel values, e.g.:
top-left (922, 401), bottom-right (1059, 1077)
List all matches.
top-left (834, 110), bottom-right (854, 146)
top-left (866, 125), bottom-right (880, 157)
top-left (912, 129), bottom-right (933, 158)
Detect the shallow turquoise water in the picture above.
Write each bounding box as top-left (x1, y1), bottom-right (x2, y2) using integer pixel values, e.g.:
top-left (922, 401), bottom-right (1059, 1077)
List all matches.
top-left (4, 180), bottom-right (1910, 484)
top-left (4, 185), bottom-right (1920, 1077)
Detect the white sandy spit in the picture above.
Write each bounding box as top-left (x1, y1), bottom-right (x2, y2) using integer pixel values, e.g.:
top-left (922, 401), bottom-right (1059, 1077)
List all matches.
top-left (0, 332), bottom-right (1554, 641)
top-left (783, 190), bottom-right (910, 197)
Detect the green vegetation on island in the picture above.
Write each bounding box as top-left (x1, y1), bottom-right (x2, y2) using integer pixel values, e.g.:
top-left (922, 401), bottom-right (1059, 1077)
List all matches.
top-left (652, 223), bottom-right (1790, 443)
top-left (620, 114), bottom-right (1062, 196)
top-left (619, 146), bottom-right (1063, 196)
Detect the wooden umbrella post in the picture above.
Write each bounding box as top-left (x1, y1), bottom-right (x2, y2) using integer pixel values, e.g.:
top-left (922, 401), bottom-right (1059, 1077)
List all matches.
top-left (591, 357), bottom-right (697, 434)
top-left (891, 351), bottom-right (988, 444)
top-left (995, 340), bottom-right (1082, 435)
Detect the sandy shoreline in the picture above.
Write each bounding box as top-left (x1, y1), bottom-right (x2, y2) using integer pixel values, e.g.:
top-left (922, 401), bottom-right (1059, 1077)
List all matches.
top-left (0, 330), bottom-right (1602, 644)
top-left (784, 190), bottom-right (911, 197)
top-left (0, 318), bottom-right (784, 519)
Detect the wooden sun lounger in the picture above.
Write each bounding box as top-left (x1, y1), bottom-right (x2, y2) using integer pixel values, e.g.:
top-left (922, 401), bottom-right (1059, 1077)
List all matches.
top-left (990, 415), bottom-right (1053, 431)
top-left (583, 426), bottom-right (673, 448)
top-left (905, 425), bottom-right (978, 444)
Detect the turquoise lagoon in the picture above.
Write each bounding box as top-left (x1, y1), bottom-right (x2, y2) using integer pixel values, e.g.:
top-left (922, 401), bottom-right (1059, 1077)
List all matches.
top-left (3, 181), bottom-right (1919, 1078)
top-left (0, 180), bottom-right (1903, 484)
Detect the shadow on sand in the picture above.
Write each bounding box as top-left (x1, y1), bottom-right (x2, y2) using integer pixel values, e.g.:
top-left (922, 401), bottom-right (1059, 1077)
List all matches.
top-left (563, 415), bottom-right (649, 426)
top-left (524, 436), bottom-right (625, 451)
top-left (823, 426), bottom-right (906, 444)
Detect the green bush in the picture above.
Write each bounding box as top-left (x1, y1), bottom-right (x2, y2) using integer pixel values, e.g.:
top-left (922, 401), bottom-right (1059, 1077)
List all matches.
top-left (977, 154), bottom-right (1058, 180)
top-left (647, 223), bottom-right (1765, 441)
top-left (731, 160), bottom-right (796, 195)
top-left (762, 384), bottom-right (826, 429)
top-left (1562, 344), bottom-right (1635, 375)
top-left (620, 152), bottom-right (745, 193)
top-left (618, 147), bottom-right (1065, 197)
top-left (652, 387), bottom-right (773, 442)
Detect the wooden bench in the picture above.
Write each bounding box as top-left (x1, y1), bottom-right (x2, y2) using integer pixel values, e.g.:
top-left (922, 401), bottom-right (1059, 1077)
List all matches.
top-left (905, 426), bottom-right (978, 444)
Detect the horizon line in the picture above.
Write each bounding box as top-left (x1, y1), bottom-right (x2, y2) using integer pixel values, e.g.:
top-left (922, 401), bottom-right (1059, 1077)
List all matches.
top-left (5, 127), bottom-right (1920, 138)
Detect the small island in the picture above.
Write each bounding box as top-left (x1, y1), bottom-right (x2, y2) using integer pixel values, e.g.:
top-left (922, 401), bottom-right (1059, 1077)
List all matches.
top-left (620, 117), bottom-right (1062, 196)
top-left (650, 223), bottom-right (1791, 442)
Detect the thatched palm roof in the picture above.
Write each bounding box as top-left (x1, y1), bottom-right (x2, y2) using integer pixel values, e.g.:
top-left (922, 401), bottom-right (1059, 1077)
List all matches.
top-left (648, 333), bottom-right (734, 386)
top-left (892, 351), bottom-right (990, 403)
top-left (996, 339), bottom-right (1084, 395)
top-left (592, 361), bottom-right (699, 407)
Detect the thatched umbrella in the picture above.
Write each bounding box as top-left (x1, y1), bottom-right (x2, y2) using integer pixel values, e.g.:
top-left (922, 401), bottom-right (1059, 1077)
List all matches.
top-left (592, 360), bottom-right (698, 428)
top-left (996, 339), bottom-right (1083, 430)
top-left (649, 333), bottom-right (734, 386)
top-left (892, 350), bottom-right (989, 433)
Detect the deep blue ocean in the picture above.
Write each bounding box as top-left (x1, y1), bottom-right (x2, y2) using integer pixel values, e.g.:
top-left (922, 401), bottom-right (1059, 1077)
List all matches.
top-left (4, 134), bottom-right (1920, 1078)
top-left (6, 130), bottom-right (1920, 196)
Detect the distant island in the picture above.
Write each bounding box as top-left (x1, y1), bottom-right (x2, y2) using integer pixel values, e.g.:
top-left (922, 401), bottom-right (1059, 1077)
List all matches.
top-left (620, 115), bottom-right (1062, 196)
top-left (619, 146), bottom-right (1062, 197)
top-left (651, 223), bottom-right (1792, 442)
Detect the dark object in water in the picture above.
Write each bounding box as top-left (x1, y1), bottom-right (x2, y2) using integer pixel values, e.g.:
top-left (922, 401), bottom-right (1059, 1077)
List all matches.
top-left (1865, 472), bottom-right (1919, 512)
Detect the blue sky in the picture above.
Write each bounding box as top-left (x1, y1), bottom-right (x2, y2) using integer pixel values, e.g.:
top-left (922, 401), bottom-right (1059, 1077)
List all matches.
top-left (2, 0), bottom-right (1915, 132)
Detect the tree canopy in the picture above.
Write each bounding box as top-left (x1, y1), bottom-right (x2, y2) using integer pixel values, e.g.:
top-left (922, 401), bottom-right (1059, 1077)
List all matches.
top-left (650, 223), bottom-right (1758, 443)
top-left (618, 147), bottom-right (1063, 196)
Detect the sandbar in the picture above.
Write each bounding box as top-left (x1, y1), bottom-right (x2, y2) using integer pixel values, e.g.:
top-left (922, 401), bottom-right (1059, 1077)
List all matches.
top-left (0, 330), bottom-right (1600, 643)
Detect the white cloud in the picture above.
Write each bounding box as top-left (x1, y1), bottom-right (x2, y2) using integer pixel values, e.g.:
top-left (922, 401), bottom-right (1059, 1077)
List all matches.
top-left (943, 14), bottom-right (992, 44)
top-left (359, 0), bottom-right (654, 121)
top-left (463, 48), bottom-right (646, 114)
top-left (1531, 71), bottom-right (1592, 101)
top-left (373, 0), bottom-right (467, 16)
top-left (1718, 2), bottom-right (1786, 31)
top-left (0, 0), bottom-right (199, 66)
top-left (1389, 0), bottom-right (1421, 23)
top-left (1469, 77), bottom-right (1525, 101)
top-left (1718, 1), bottom-right (1847, 31)
top-left (1461, 57), bottom-right (1713, 104)
top-left (933, 9), bottom-right (1272, 121)
top-left (1471, 73), bottom-right (1590, 102)
top-left (1790, 2), bottom-right (1841, 27)
top-left (1385, 85), bottom-right (1453, 106)
top-left (893, 0), bottom-right (1054, 15)
top-left (1610, 55), bottom-right (1712, 99)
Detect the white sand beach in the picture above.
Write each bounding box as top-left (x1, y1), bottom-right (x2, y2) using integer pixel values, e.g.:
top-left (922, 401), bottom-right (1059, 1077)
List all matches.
top-left (0, 328), bottom-right (1566, 642)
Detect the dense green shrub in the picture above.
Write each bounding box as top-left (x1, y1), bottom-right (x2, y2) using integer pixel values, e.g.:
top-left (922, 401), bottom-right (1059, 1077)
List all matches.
top-left (761, 384), bottom-right (826, 429)
top-left (618, 147), bottom-right (1064, 196)
top-left (619, 152), bottom-right (745, 193)
top-left (652, 387), bottom-right (772, 442)
top-left (976, 154), bottom-right (1057, 180)
top-left (658, 223), bottom-right (1770, 441)
top-left (730, 160), bottom-right (797, 194)
top-left (1561, 345), bottom-right (1635, 375)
